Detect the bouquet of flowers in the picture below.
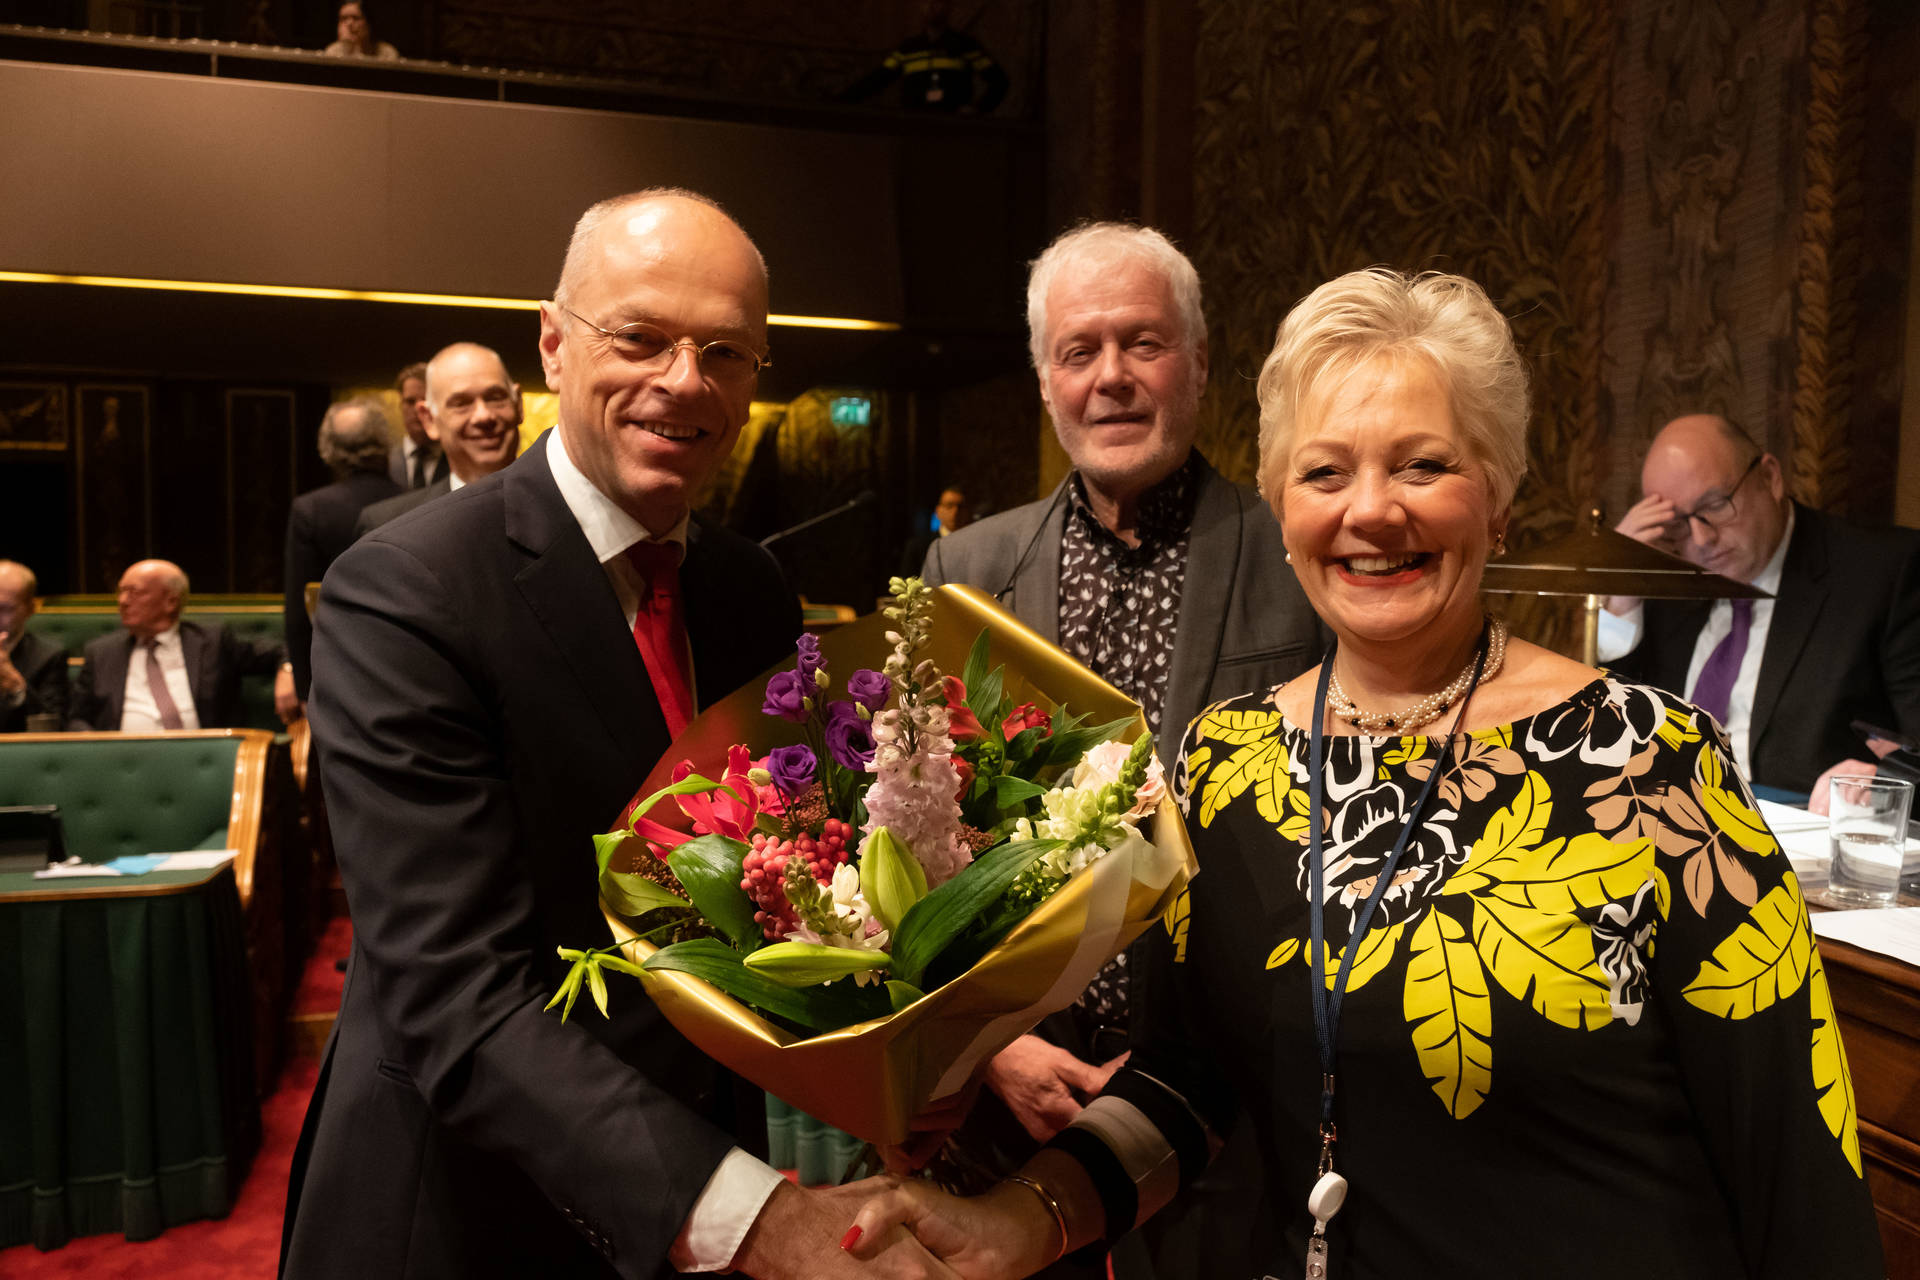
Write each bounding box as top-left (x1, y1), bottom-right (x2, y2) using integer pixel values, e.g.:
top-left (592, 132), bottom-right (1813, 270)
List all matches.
top-left (550, 580), bottom-right (1195, 1143)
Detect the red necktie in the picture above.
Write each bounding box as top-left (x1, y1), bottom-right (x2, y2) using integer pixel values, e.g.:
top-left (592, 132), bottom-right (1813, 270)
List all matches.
top-left (624, 541), bottom-right (694, 737)
top-left (142, 637), bottom-right (185, 730)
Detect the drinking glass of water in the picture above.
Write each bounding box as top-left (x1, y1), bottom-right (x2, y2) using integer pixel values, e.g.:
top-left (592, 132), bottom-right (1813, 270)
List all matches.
top-left (1825, 775), bottom-right (1914, 907)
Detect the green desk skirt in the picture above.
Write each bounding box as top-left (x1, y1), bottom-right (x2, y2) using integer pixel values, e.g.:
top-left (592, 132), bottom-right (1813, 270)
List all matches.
top-left (0, 865), bottom-right (259, 1250)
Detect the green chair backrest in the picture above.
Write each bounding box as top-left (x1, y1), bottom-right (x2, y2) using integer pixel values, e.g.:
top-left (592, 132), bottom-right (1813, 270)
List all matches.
top-left (0, 734), bottom-right (241, 862)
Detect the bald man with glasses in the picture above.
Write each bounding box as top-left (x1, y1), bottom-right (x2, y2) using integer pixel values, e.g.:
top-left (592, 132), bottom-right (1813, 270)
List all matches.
top-left (1599, 412), bottom-right (1920, 801)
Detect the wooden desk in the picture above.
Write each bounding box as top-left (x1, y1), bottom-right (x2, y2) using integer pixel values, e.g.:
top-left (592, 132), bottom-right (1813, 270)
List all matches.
top-left (1822, 935), bottom-right (1920, 1277)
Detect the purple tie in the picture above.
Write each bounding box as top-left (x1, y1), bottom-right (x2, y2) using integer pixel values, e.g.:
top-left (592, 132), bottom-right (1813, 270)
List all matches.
top-left (1690, 598), bottom-right (1752, 725)
top-left (143, 638), bottom-right (185, 730)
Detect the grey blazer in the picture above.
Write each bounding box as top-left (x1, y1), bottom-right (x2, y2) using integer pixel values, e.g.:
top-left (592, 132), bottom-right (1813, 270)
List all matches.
top-left (922, 452), bottom-right (1326, 764)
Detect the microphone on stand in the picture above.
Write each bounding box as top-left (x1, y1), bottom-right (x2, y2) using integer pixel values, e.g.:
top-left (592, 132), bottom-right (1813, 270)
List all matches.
top-left (759, 490), bottom-right (879, 550)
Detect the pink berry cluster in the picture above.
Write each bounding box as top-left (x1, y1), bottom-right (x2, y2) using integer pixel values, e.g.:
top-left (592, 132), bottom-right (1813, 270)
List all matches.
top-left (739, 819), bottom-right (853, 940)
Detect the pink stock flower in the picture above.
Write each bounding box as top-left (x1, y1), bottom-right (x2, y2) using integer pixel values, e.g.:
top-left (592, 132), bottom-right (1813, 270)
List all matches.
top-left (1001, 702), bottom-right (1052, 741)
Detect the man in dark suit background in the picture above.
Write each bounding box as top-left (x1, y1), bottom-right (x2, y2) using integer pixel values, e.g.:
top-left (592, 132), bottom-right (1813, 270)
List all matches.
top-left (68, 558), bottom-right (287, 731)
top-left (355, 342), bottom-right (523, 536)
top-left (282, 189), bottom-right (952, 1279)
top-left (282, 397), bottom-right (401, 712)
top-left (1601, 412), bottom-right (1920, 801)
top-left (385, 360), bottom-right (447, 491)
top-left (921, 221), bottom-right (1322, 1280)
top-left (0, 559), bottom-right (70, 732)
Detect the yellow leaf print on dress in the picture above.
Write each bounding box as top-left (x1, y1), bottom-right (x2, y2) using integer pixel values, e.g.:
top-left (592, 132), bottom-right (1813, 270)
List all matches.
top-left (1695, 746), bottom-right (1780, 858)
top-left (1254, 739), bottom-right (1311, 842)
top-left (1192, 707), bottom-right (1284, 747)
top-left (1267, 938), bottom-right (1301, 970)
top-left (1317, 920), bottom-right (1408, 994)
top-left (1807, 947), bottom-right (1863, 1176)
top-left (1681, 882), bottom-right (1810, 1017)
top-left (1471, 895), bottom-right (1613, 1030)
top-left (1405, 910), bottom-right (1493, 1118)
top-left (1447, 771), bottom-right (1553, 893)
top-left (1477, 834), bottom-right (1654, 914)
top-left (1200, 738), bottom-right (1279, 829)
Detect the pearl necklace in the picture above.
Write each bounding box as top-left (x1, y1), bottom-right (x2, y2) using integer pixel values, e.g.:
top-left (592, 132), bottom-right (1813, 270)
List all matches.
top-left (1326, 617), bottom-right (1508, 734)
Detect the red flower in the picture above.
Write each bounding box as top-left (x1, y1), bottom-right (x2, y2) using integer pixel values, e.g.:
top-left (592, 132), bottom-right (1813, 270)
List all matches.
top-left (674, 744), bottom-right (760, 842)
top-left (952, 756), bottom-right (976, 802)
top-left (942, 676), bottom-right (986, 741)
top-left (1001, 702), bottom-right (1052, 741)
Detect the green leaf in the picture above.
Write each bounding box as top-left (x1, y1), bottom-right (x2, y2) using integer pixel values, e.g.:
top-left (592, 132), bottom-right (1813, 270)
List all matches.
top-left (586, 960), bottom-right (610, 1018)
top-left (961, 629), bottom-right (993, 694)
top-left (886, 980), bottom-right (925, 1012)
top-left (1030, 714), bottom-right (1134, 772)
top-left (593, 830), bottom-right (632, 879)
top-left (665, 833), bottom-right (760, 952)
top-left (628, 773), bottom-right (739, 828)
top-left (744, 941), bottom-right (893, 987)
top-left (600, 867), bottom-right (688, 918)
top-left (643, 938), bottom-right (889, 1032)
top-left (597, 951), bottom-right (648, 979)
top-left (991, 776), bottom-right (1049, 807)
top-left (890, 837), bottom-right (1062, 987)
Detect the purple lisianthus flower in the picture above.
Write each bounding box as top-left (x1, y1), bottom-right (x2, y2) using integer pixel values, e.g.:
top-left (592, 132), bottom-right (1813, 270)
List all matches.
top-left (795, 633), bottom-right (827, 684)
top-left (762, 670), bottom-right (813, 723)
top-left (824, 700), bottom-right (877, 770)
top-left (765, 744), bottom-right (817, 796)
top-left (845, 668), bottom-right (891, 715)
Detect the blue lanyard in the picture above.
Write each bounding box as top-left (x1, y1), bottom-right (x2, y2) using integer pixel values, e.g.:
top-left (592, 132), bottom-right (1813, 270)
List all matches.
top-left (1304, 634), bottom-right (1488, 1172)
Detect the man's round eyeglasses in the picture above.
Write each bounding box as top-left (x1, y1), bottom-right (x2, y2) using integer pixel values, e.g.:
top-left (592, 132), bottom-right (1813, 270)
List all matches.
top-left (1672, 455), bottom-right (1759, 531)
top-left (563, 307), bottom-right (769, 382)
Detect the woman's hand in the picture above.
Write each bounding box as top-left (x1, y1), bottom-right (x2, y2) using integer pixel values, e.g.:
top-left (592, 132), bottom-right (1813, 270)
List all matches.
top-left (984, 1035), bottom-right (1128, 1143)
top-left (842, 1176), bottom-right (1060, 1280)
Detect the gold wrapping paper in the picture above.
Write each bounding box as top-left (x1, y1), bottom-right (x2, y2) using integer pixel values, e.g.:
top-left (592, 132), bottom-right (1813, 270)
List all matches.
top-left (602, 584), bottom-right (1198, 1143)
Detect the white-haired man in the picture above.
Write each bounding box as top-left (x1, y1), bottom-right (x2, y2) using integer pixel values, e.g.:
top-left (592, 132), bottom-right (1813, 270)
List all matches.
top-left (69, 558), bottom-right (287, 730)
top-left (922, 221), bottom-right (1322, 1279)
top-left (283, 189), bottom-right (951, 1279)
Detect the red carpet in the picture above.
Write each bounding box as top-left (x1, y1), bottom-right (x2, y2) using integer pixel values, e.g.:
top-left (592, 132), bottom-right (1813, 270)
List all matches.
top-left (0, 919), bottom-right (349, 1279)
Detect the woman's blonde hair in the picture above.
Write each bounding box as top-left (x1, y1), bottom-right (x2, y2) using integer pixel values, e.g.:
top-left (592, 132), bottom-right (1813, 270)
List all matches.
top-left (1255, 268), bottom-right (1529, 511)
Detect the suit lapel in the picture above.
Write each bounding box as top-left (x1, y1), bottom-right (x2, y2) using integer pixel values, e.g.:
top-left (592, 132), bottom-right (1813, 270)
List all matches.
top-left (1007, 477), bottom-right (1069, 644)
top-left (503, 436), bottom-right (668, 768)
top-left (1162, 459), bottom-right (1239, 737)
top-left (103, 634), bottom-right (132, 726)
top-left (1751, 508), bottom-right (1824, 748)
top-left (178, 620), bottom-right (214, 722)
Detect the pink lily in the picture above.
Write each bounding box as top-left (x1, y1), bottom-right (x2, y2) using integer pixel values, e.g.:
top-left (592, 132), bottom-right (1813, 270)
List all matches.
top-left (673, 745), bottom-right (760, 842)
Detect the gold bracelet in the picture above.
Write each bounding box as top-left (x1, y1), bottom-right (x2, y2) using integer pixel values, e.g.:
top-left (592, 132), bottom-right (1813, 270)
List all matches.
top-left (1005, 1174), bottom-right (1069, 1264)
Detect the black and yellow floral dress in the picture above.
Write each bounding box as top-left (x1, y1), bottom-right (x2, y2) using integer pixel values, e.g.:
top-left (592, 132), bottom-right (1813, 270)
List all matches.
top-left (1124, 677), bottom-right (1883, 1278)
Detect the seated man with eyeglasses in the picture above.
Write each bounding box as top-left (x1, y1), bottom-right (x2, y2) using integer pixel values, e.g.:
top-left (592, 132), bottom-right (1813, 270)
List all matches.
top-left (355, 342), bottom-right (524, 536)
top-left (1599, 412), bottom-right (1920, 803)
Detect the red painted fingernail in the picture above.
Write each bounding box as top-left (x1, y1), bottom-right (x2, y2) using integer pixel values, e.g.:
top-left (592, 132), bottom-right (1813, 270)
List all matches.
top-left (840, 1225), bottom-right (863, 1251)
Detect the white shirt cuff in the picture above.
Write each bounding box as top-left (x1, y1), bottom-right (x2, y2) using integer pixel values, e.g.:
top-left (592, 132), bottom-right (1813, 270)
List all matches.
top-left (1595, 602), bottom-right (1643, 664)
top-left (668, 1146), bottom-right (785, 1272)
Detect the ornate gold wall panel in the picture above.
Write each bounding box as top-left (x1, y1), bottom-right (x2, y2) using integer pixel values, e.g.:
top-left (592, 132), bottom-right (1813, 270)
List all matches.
top-left (1189, 0), bottom-right (1614, 651)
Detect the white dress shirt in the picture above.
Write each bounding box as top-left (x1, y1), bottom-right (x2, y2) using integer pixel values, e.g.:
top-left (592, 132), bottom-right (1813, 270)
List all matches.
top-left (120, 624), bottom-right (201, 732)
top-left (448, 470), bottom-right (467, 493)
top-left (1597, 507), bottom-right (1794, 778)
top-left (546, 427), bottom-right (771, 1270)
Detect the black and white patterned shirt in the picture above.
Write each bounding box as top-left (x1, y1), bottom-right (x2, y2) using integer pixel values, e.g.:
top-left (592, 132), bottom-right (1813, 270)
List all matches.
top-left (1056, 453), bottom-right (1199, 1032)
top-left (1057, 454), bottom-right (1198, 736)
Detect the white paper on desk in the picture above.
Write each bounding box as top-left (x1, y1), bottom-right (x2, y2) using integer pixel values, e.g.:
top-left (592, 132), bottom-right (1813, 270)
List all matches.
top-left (1812, 907), bottom-right (1920, 968)
top-left (31, 858), bottom-right (121, 879)
top-left (1757, 797), bottom-right (1827, 835)
top-left (155, 850), bottom-right (236, 871)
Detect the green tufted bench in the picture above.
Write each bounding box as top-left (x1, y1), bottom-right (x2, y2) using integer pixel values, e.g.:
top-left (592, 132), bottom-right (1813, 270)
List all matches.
top-left (33, 596), bottom-right (286, 731)
top-left (0, 730), bottom-right (272, 899)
